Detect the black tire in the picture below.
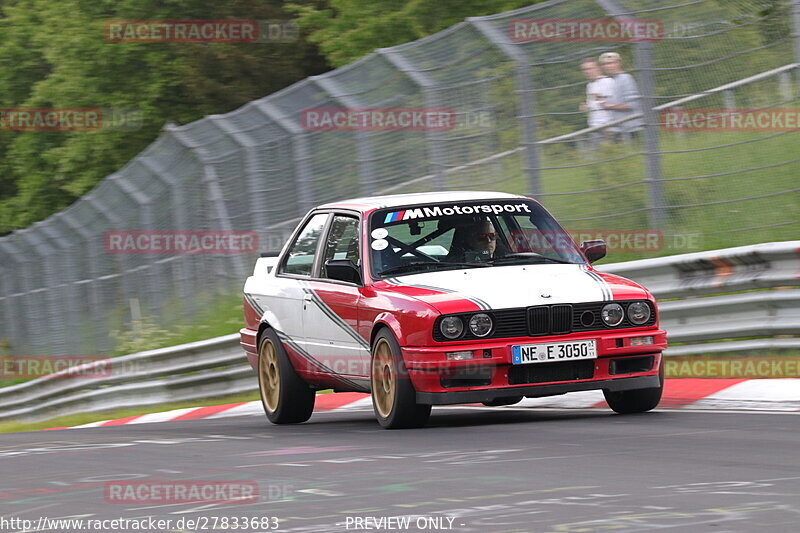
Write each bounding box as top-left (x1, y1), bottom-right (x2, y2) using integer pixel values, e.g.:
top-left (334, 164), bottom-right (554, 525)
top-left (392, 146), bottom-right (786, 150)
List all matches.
top-left (370, 328), bottom-right (431, 429)
top-left (603, 360), bottom-right (664, 414)
top-left (482, 396), bottom-right (523, 407)
top-left (257, 328), bottom-right (315, 424)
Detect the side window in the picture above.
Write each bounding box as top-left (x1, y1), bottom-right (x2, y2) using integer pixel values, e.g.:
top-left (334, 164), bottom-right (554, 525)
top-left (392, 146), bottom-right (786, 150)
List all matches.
top-left (321, 215), bottom-right (360, 279)
top-left (281, 213), bottom-right (329, 276)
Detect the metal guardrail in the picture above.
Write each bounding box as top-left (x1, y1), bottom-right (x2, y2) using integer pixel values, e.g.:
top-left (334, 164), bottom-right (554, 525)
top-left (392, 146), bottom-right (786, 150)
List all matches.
top-left (1, 241), bottom-right (797, 422)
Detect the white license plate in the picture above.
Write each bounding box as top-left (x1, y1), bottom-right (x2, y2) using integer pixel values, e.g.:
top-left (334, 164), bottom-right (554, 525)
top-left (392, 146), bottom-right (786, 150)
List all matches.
top-left (512, 339), bottom-right (597, 365)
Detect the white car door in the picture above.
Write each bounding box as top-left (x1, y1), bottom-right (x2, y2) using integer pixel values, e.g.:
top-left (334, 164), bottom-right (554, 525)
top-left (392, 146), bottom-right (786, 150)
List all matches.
top-left (268, 212), bottom-right (330, 358)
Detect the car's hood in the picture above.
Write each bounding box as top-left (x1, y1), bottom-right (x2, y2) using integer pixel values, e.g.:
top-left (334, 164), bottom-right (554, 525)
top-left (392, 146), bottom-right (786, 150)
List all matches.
top-left (378, 264), bottom-right (647, 314)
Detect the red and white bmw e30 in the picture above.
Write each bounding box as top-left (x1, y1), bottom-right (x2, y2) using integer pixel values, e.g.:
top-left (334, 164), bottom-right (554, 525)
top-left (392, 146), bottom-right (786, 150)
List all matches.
top-left (240, 191), bottom-right (667, 428)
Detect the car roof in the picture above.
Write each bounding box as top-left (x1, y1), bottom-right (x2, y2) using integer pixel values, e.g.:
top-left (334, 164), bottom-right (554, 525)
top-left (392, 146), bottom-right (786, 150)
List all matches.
top-left (317, 191), bottom-right (528, 212)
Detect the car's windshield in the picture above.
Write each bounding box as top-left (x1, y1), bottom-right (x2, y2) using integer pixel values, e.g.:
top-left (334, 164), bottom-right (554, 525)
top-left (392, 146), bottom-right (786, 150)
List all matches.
top-left (369, 199), bottom-right (585, 277)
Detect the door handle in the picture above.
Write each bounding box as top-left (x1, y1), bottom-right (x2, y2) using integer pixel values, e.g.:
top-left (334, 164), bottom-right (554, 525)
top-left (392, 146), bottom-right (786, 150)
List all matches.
top-left (303, 294), bottom-right (313, 301)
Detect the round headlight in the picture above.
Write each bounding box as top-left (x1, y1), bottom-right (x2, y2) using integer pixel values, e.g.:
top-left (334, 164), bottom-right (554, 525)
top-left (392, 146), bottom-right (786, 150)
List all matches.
top-left (440, 316), bottom-right (464, 339)
top-left (601, 303), bottom-right (624, 327)
top-left (627, 301), bottom-right (651, 325)
top-left (469, 313), bottom-right (493, 337)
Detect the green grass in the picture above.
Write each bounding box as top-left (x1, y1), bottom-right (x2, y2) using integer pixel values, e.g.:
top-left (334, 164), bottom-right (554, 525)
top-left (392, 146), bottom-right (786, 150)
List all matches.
top-left (449, 127), bottom-right (798, 263)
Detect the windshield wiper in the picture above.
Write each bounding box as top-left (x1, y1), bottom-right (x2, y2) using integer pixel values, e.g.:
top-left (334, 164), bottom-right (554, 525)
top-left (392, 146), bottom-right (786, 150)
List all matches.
top-left (380, 261), bottom-right (488, 277)
top-left (489, 252), bottom-right (577, 265)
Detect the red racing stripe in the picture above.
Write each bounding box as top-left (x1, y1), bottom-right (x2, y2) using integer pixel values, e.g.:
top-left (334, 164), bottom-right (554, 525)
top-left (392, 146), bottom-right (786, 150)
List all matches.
top-left (591, 378), bottom-right (747, 408)
top-left (594, 271), bottom-right (649, 300)
top-left (172, 402), bottom-right (248, 421)
top-left (376, 281), bottom-right (483, 314)
top-left (314, 392), bottom-right (368, 411)
top-left (659, 378), bottom-right (746, 407)
top-left (101, 415), bottom-right (145, 426)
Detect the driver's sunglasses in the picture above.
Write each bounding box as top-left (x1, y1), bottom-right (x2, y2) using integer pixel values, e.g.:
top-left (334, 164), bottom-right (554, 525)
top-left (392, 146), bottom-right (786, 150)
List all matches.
top-left (475, 232), bottom-right (497, 241)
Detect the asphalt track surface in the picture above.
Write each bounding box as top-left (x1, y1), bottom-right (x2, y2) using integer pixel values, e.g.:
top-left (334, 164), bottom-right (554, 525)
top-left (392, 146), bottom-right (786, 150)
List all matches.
top-left (1, 407), bottom-right (798, 533)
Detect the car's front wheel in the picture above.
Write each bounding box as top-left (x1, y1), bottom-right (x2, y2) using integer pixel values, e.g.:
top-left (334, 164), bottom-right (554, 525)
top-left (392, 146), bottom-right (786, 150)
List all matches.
top-left (370, 329), bottom-right (431, 429)
top-left (257, 328), bottom-right (315, 424)
top-left (603, 360), bottom-right (664, 414)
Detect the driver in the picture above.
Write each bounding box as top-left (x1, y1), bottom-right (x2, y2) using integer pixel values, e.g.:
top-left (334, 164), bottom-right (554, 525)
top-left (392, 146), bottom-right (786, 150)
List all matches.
top-left (448, 218), bottom-right (506, 262)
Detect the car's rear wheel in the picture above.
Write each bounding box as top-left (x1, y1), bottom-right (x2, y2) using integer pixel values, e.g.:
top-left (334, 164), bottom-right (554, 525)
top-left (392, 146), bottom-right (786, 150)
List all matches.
top-left (371, 329), bottom-right (431, 429)
top-left (482, 396), bottom-right (523, 407)
top-left (258, 328), bottom-right (315, 424)
top-left (603, 360), bottom-right (664, 414)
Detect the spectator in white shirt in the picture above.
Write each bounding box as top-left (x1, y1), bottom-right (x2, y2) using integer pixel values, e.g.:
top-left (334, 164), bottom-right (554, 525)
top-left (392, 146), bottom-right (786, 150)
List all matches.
top-left (580, 58), bottom-right (614, 128)
top-left (580, 58), bottom-right (615, 148)
top-left (599, 52), bottom-right (643, 140)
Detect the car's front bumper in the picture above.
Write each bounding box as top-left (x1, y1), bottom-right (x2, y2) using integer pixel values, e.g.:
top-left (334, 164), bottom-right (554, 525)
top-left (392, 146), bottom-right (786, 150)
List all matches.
top-left (401, 328), bottom-right (666, 404)
top-left (416, 374), bottom-right (660, 405)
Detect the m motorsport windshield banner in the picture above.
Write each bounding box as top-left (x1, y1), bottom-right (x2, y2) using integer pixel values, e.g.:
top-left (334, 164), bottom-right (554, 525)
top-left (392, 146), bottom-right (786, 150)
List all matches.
top-left (383, 202), bottom-right (532, 224)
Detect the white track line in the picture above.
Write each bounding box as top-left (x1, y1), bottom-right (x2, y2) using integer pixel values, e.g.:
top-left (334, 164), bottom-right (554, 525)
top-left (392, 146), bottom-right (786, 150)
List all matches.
top-left (687, 379), bottom-right (800, 411)
top-left (334, 397), bottom-right (374, 411)
top-left (207, 402), bottom-right (264, 418)
top-left (128, 407), bottom-right (199, 424)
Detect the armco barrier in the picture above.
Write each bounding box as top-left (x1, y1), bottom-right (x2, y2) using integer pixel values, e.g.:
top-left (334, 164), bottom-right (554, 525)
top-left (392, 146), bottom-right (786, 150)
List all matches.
top-left (0, 241), bottom-right (797, 422)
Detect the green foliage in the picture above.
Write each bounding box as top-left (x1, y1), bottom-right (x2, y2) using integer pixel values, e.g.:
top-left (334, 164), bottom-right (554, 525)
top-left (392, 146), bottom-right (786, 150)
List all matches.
top-left (108, 293), bottom-right (244, 356)
top-left (0, 0), bottom-right (329, 234)
top-left (288, 0), bottom-right (541, 67)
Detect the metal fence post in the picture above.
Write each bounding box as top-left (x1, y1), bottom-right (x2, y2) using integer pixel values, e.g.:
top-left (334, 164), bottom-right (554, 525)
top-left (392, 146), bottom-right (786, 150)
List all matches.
top-left (166, 125), bottom-right (248, 281)
top-left (469, 18), bottom-right (542, 197)
top-left (313, 76), bottom-right (378, 196)
top-left (38, 220), bottom-right (83, 354)
top-left (18, 229), bottom-right (59, 354)
top-left (139, 154), bottom-right (196, 316)
top-left (596, 0), bottom-right (666, 229)
top-left (0, 268), bottom-right (9, 353)
top-left (256, 101), bottom-right (316, 217)
top-left (723, 90), bottom-right (736, 110)
top-left (110, 174), bottom-right (163, 319)
top-left (377, 48), bottom-right (448, 191)
top-left (793, 0), bottom-right (800, 92)
top-left (208, 117), bottom-right (270, 232)
top-left (61, 211), bottom-right (109, 354)
top-left (635, 41), bottom-right (666, 228)
top-left (86, 194), bottom-right (133, 351)
top-left (0, 242), bottom-right (25, 354)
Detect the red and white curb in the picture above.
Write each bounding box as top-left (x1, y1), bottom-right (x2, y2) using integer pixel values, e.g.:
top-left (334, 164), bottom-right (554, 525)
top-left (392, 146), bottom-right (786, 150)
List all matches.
top-left (48, 378), bottom-right (800, 430)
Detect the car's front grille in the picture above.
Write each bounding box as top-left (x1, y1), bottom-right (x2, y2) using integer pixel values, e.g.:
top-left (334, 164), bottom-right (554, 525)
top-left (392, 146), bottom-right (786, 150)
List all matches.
top-left (492, 308), bottom-right (529, 338)
top-left (508, 360), bottom-right (595, 385)
top-left (526, 301), bottom-right (655, 337)
top-left (433, 301), bottom-right (656, 342)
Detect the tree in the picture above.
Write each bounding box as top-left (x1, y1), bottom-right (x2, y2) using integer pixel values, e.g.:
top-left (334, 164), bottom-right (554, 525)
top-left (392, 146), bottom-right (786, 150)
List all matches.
top-left (289, 0), bottom-right (539, 67)
top-left (0, 0), bottom-right (329, 234)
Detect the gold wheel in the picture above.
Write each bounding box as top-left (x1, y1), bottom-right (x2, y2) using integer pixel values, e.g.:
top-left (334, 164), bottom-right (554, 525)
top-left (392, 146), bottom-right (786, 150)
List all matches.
top-left (371, 339), bottom-right (396, 419)
top-left (259, 338), bottom-right (281, 412)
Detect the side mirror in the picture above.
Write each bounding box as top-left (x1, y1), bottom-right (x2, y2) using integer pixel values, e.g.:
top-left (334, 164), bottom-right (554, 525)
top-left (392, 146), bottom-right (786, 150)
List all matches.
top-left (580, 239), bottom-right (607, 263)
top-left (325, 259), bottom-right (362, 284)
